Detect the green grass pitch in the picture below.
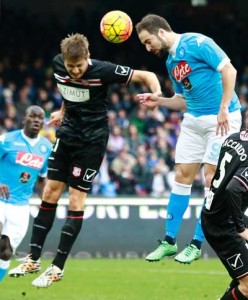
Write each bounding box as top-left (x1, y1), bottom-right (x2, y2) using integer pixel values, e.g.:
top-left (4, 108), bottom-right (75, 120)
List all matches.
top-left (1, 258), bottom-right (230, 300)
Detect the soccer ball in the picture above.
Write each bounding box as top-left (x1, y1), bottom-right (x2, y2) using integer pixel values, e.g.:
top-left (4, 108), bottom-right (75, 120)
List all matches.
top-left (100, 10), bottom-right (133, 43)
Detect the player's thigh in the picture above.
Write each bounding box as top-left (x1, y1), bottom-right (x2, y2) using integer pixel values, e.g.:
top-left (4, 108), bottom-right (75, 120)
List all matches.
top-left (203, 110), bottom-right (241, 165)
top-left (3, 204), bottom-right (29, 251)
top-left (68, 137), bottom-right (109, 192)
top-left (202, 218), bottom-right (248, 279)
top-left (48, 137), bottom-right (71, 183)
top-left (175, 114), bottom-right (206, 163)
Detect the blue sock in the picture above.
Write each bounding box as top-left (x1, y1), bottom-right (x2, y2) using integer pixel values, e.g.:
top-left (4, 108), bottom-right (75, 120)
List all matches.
top-left (192, 217), bottom-right (205, 243)
top-left (192, 195), bottom-right (206, 244)
top-left (0, 268), bottom-right (8, 282)
top-left (165, 191), bottom-right (190, 239)
top-left (0, 260), bottom-right (10, 282)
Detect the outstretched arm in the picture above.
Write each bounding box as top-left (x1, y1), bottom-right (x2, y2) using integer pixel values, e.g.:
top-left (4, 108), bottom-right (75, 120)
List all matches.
top-left (130, 70), bottom-right (162, 96)
top-left (217, 62), bottom-right (237, 136)
top-left (137, 93), bottom-right (186, 111)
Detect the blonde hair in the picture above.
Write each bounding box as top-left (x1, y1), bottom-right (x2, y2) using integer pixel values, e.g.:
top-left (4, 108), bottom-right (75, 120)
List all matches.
top-left (60, 33), bottom-right (89, 60)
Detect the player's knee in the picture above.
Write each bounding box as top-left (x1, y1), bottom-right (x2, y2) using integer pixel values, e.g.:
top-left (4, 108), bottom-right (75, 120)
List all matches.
top-left (43, 184), bottom-right (60, 203)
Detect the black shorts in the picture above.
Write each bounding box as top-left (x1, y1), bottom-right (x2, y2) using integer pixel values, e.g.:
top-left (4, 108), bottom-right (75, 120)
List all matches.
top-left (48, 135), bottom-right (108, 192)
top-left (202, 212), bottom-right (248, 279)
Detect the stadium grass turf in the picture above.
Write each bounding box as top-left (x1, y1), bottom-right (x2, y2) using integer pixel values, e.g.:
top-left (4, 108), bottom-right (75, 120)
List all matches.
top-left (1, 258), bottom-right (229, 300)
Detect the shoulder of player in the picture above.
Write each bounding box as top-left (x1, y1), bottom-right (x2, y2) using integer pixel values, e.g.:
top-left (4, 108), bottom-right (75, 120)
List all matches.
top-left (52, 54), bottom-right (66, 72)
top-left (0, 130), bottom-right (20, 146)
top-left (39, 135), bottom-right (53, 148)
top-left (88, 58), bottom-right (118, 70)
top-left (182, 32), bottom-right (210, 47)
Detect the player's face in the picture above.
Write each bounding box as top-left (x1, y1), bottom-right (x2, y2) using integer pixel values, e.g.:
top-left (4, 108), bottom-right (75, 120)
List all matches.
top-left (138, 29), bottom-right (169, 58)
top-left (64, 58), bottom-right (89, 79)
top-left (23, 107), bottom-right (45, 138)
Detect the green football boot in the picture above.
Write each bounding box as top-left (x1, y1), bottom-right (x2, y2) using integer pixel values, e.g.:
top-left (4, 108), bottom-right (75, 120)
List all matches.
top-left (146, 240), bottom-right (178, 262)
top-left (174, 244), bottom-right (201, 264)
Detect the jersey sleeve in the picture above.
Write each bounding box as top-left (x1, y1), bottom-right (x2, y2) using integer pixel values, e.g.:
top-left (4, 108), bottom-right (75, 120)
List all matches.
top-left (99, 61), bottom-right (134, 85)
top-left (193, 36), bottom-right (230, 71)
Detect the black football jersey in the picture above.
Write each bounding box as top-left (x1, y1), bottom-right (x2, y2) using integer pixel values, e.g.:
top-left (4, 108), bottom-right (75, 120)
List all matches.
top-left (52, 54), bottom-right (134, 142)
top-left (203, 130), bottom-right (248, 226)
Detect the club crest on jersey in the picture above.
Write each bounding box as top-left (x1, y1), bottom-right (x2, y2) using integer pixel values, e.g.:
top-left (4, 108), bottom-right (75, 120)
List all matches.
top-left (19, 172), bottom-right (31, 183)
top-left (16, 152), bottom-right (43, 169)
top-left (72, 166), bottom-right (82, 177)
top-left (83, 168), bottom-right (97, 182)
top-left (39, 144), bottom-right (48, 154)
top-left (172, 61), bottom-right (192, 82)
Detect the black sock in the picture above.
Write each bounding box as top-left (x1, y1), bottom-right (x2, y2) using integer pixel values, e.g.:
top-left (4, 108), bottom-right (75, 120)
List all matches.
top-left (220, 279), bottom-right (239, 299)
top-left (52, 211), bottom-right (84, 270)
top-left (190, 239), bottom-right (202, 250)
top-left (221, 287), bottom-right (248, 300)
top-left (164, 235), bottom-right (176, 245)
top-left (30, 201), bottom-right (57, 260)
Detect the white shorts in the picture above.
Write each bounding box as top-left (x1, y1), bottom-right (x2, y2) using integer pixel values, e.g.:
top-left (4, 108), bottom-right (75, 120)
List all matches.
top-left (0, 202), bottom-right (30, 251)
top-left (175, 109), bottom-right (242, 165)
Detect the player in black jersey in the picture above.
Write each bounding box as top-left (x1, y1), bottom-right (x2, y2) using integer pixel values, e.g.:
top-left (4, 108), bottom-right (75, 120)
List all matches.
top-left (201, 125), bottom-right (248, 299)
top-left (8, 33), bottom-right (162, 287)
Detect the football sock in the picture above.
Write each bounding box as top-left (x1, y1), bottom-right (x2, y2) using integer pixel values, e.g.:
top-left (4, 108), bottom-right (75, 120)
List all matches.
top-left (30, 201), bottom-right (57, 260)
top-left (190, 239), bottom-right (202, 250)
top-left (221, 287), bottom-right (248, 299)
top-left (191, 217), bottom-right (204, 246)
top-left (52, 210), bottom-right (84, 270)
top-left (165, 182), bottom-right (191, 240)
top-left (0, 260), bottom-right (10, 282)
top-left (164, 235), bottom-right (176, 245)
top-left (220, 279), bottom-right (239, 299)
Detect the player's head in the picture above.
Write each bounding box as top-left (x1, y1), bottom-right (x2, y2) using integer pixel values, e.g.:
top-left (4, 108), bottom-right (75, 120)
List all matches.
top-left (23, 106), bottom-right (45, 138)
top-left (61, 33), bottom-right (90, 79)
top-left (136, 14), bottom-right (173, 58)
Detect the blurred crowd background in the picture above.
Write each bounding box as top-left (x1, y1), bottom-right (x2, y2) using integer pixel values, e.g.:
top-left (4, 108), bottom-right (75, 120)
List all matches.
top-left (0, 0), bottom-right (248, 197)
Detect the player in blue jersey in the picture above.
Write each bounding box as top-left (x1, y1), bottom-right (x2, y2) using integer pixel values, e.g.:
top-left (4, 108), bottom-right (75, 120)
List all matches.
top-left (0, 106), bottom-right (52, 282)
top-left (135, 14), bottom-right (242, 264)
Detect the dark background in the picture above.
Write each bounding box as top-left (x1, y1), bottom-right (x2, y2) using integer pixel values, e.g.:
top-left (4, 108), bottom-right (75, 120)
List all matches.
top-left (1, 0), bottom-right (248, 78)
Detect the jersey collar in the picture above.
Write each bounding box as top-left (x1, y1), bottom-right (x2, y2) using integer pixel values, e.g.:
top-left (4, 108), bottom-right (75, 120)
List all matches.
top-left (21, 130), bottom-right (41, 147)
top-left (168, 34), bottom-right (182, 58)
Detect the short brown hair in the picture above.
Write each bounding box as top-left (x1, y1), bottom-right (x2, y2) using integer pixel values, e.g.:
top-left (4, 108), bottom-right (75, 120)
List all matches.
top-left (60, 33), bottom-right (89, 60)
top-left (136, 14), bottom-right (172, 35)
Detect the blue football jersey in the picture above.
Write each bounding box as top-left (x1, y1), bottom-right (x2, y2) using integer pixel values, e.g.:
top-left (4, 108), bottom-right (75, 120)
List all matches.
top-left (0, 130), bottom-right (52, 205)
top-left (166, 33), bottom-right (241, 116)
